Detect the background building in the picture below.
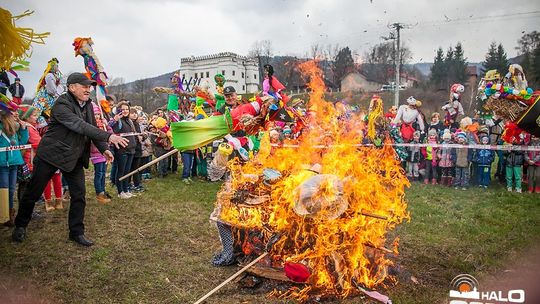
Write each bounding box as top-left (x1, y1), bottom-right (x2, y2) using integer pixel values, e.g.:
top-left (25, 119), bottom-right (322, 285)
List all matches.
top-left (180, 52), bottom-right (259, 94)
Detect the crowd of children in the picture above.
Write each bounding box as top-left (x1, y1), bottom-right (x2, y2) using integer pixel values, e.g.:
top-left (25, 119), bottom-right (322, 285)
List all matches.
top-left (400, 113), bottom-right (540, 193)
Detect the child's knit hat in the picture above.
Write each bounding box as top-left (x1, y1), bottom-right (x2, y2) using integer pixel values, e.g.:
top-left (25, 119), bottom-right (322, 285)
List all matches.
top-left (17, 104), bottom-right (39, 121)
top-left (456, 131), bottom-right (467, 140)
top-left (442, 129), bottom-right (452, 141)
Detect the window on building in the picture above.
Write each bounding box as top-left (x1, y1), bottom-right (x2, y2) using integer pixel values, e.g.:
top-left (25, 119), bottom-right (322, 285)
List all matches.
top-left (182, 74), bottom-right (185, 79)
top-left (222, 70), bottom-right (226, 76)
top-left (206, 71), bottom-right (209, 78)
top-left (194, 73), bottom-right (198, 78)
top-left (241, 72), bottom-right (245, 78)
top-left (254, 74), bottom-right (257, 80)
top-left (242, 85), bottom-right (245, 91)
top-left (232, 70), bottom-right (236, 76)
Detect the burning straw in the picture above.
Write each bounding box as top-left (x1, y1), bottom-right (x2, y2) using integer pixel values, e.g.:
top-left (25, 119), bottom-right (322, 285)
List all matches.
top-left (213, 60), bottom-right (410, 302)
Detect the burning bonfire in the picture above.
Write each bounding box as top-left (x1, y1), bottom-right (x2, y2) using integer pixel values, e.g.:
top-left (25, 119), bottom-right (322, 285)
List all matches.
top-left (211, 61), bottom-right (410, 302)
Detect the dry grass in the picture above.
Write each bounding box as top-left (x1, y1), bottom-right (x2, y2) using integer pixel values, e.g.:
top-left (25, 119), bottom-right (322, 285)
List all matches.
top-left (0, 174), bottom-right (539, 304)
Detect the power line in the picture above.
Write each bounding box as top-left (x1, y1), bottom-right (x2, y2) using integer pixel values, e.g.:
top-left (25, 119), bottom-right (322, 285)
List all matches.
top-left (419, 10), bottom-right (540, 26)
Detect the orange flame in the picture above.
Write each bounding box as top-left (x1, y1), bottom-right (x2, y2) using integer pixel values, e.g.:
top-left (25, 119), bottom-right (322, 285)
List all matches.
top-left (216, 60), bottom-right (409, 301)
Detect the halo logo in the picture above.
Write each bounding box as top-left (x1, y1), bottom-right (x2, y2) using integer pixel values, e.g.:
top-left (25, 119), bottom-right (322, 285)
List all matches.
top-left (449, 274), bottom-right (525, 304)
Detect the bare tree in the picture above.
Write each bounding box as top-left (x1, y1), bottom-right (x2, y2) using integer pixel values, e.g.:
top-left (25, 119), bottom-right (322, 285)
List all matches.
top-left (324, 43), bottom-right (340, 62)
top-left (132, 78), bottom-right (151, 109)
top-left (361, 41), bottom-right (412, 84)
top-left (249, 40), bottom-right (274, 82)
top-left (310, 43), bottom-right (323, 60)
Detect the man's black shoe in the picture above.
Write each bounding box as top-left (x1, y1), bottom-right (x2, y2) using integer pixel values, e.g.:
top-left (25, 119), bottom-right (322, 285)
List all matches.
top-left (12, 226), bottom-right (26, 243)
top-left (69, 235), bottom-right (94, 247)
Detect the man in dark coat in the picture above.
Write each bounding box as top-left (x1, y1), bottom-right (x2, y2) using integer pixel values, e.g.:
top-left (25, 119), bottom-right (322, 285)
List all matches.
top-left (12, 73), bottom-right (128, 246)
top-left (8, 77), bottom-right (25, 104)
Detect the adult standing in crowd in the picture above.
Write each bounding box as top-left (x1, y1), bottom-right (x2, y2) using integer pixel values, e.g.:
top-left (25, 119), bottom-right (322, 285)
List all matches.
top-left (111, 101), bottom-right (137, 199)
top-left (12, 73), bottom-right (128, 246)
top-left (8, 78), bottom-right (25, 105)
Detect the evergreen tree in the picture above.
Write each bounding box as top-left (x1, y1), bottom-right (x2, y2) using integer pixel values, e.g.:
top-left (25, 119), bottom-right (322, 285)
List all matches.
top-left (483, 42), bottom-right (508, 75)
top-left (482, 42), bottom-right (499, 72)
top-left (444, 46), bottom-right (454, 88)
top-left (429, 47), bottom-right (446, 89)
top-left (495, 44), bottom-right (509, 74)
top-left (451, 42), bottom-right (468, 84)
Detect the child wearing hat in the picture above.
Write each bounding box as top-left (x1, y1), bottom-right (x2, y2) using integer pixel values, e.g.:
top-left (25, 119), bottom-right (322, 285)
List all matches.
top-left (438, 129), bottom-right (456, 186)
top-left (421, 129), bottom-right (439, 184)
top-left (452, 131), bottom-right (473, 190)
top-left (406, 131), bottom-right (422, 181)
top-left (16, 105), bottom-right (42, 205)
top-left (474, 136), bottom-right (495, 189)
top-left (504, 135), bottom-right (525, 192)
top-left (1, 99), bottom-right (29, 226)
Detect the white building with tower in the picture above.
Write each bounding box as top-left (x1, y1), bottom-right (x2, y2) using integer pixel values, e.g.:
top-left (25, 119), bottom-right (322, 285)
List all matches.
top-left (180, 52), bottom-right (259, 94)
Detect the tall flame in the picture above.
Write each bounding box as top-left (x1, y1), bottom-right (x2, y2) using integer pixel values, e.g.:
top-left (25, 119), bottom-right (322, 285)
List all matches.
top-left (216, 60), bottom-right (409, 301)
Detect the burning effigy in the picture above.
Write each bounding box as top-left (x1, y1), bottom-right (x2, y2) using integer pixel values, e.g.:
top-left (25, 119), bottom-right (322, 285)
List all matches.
top-left (209, 61), bottom-right (410, 302)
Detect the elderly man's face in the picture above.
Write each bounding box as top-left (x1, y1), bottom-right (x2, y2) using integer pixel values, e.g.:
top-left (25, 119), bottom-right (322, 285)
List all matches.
top-left (69, 83), bottom-right (93, 102)
top-left (225, 93), bottom-right (237, 106)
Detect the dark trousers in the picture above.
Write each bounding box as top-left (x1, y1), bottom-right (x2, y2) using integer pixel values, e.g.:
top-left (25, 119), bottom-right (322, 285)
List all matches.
top-left (191, 153), bottom-right (198, 177)
top-left (154, 148), bottom-right (169, 176)
top-left (478, 165), bottom-right (491, 187)
top-left (115, 153), bottom-right (134, 193)
top-left (424, 160), bottom-right (438, 180)
top-left (141, 156), bottom-right (151, 174)
top-left (129, 156), bottom-right (142, 187)
top-left (168, 153), bottom-right (178, 173)
top-left (15, 156), bottom-right (87, 236)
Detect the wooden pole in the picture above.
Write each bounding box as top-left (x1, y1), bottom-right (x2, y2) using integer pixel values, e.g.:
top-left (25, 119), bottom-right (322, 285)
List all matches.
top-left (118, 148), bottom-right (178, 181)
top-left (193, 252), bottom-right (268, 304)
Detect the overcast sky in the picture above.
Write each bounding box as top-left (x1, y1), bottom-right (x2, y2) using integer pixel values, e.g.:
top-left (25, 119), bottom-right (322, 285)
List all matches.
top-left (4, 0), bottom-right (539, 93)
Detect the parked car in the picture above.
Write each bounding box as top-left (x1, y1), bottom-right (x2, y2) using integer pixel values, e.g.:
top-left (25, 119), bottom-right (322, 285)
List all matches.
top-left (380, 84), bottom-right (406, 91)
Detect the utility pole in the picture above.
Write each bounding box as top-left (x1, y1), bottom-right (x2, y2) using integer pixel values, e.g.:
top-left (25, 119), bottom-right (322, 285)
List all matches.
top-left (390, 23), bottom-right (403, 107)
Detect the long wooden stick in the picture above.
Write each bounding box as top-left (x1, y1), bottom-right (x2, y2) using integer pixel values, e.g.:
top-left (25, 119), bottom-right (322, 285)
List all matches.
top-left (193, 252), bottom-right (268, 304)
top-left (118, 148), bottom-right (178, 181)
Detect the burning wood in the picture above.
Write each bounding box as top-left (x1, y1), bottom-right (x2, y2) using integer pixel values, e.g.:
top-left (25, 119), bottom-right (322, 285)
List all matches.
top-left (211, 60), bottom-right (409, 302)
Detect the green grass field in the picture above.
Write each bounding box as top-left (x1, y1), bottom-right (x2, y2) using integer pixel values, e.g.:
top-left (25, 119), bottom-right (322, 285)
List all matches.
top-left (1, 174), bottom-right (539, 304)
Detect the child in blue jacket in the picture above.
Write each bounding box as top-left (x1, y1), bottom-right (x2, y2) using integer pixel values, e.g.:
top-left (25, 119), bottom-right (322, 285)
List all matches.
top-left (474, 136), bottom-right (495, 188)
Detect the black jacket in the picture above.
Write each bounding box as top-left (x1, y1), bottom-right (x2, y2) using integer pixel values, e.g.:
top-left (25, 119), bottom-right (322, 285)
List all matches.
top-left (133, 120), bottom-right (143, 157)
top-left (8, 83), bottom-right (25, 98)
top-left (112, 116), bottom-right (136, 154)
top-left (0, 71), bottom-right (9, 87)
top-left (504, 149), bottom-right (524, 167)
top-left (37, 92), bottom-right (111, 172)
